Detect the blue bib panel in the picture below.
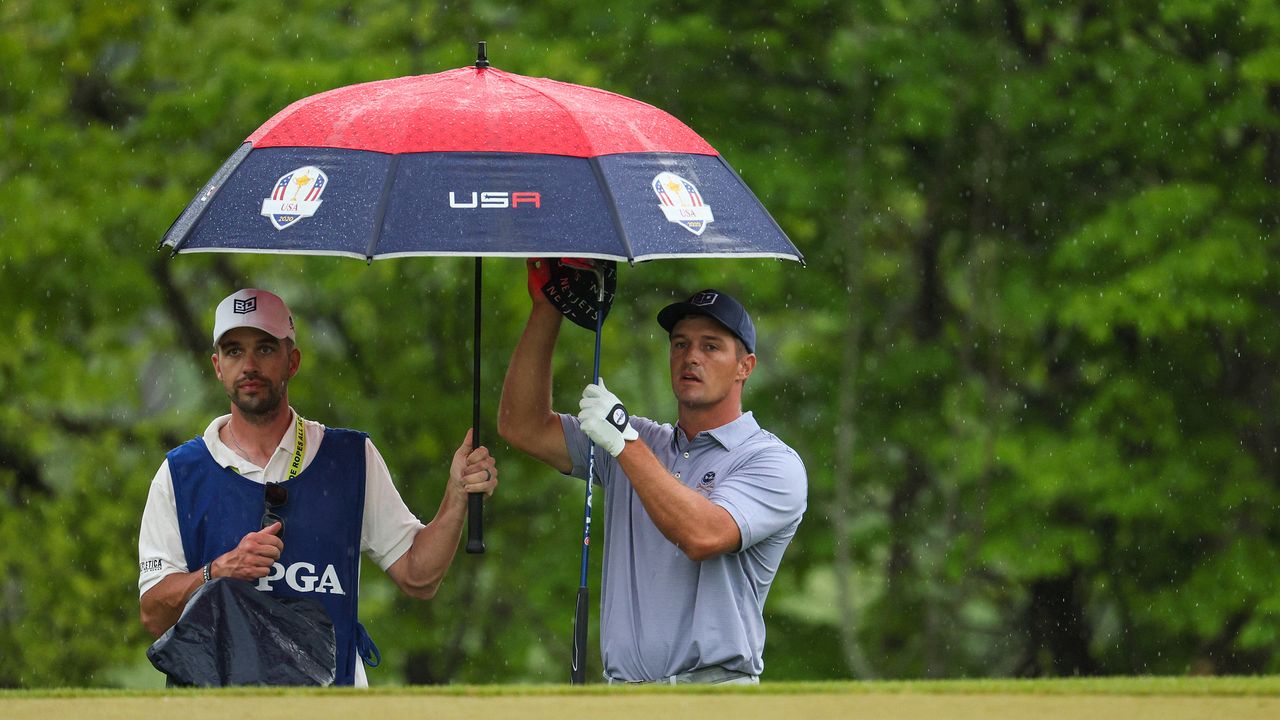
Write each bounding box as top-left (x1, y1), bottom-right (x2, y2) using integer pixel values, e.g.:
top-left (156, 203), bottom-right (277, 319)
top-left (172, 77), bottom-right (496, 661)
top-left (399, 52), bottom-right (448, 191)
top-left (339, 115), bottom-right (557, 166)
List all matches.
top-left (168, 428), bottom-right (368, 685)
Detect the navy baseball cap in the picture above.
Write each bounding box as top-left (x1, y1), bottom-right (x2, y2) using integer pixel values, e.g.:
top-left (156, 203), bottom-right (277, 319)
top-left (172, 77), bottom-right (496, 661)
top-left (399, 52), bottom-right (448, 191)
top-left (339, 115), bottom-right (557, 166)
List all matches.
top-left (657, 289), bottom-right (756, 354)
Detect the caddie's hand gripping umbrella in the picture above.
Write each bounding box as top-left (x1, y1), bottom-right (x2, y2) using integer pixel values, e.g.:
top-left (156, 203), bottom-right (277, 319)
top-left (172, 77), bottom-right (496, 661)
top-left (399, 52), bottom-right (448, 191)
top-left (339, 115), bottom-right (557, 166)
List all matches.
top-left (160, 42), bottom-right (803, 682)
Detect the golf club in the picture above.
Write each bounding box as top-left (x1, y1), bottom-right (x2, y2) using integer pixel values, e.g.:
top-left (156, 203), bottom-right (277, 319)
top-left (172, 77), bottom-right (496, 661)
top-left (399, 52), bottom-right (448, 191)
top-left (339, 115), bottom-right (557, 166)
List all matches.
top-left (572, 263), bottom-right (606, 684)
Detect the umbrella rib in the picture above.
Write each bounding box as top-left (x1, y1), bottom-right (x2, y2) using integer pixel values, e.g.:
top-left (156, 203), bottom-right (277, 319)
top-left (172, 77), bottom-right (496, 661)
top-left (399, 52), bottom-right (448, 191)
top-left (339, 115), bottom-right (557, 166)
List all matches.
top-left (713, 155), bottom-right (805, 267)
top-left (588, 157), bottom-right (637, 264)
top-left (365, 154), bottom-right (401, 260)
top-left (500, 72), bottom-right (637, 260)
top-left (500, 72), bottom-right (600, 157)
top-left (160, 142), bottom-right (254, 255)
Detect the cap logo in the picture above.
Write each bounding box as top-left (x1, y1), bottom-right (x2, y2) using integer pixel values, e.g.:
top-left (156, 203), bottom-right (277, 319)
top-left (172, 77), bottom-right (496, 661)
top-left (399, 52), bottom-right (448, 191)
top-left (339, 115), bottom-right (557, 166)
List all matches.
top-left (233, 297), bottom-right (257, 314)
top-left (690, 292), bottom-right (719, 307)
top-left (262, 166), bottom-right (328, 230)
top-left (652, 172), bottom-right (714, 236)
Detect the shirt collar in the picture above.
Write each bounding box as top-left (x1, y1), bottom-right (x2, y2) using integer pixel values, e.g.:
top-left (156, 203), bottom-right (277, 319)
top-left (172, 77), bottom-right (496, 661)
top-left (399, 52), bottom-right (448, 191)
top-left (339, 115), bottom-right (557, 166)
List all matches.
top-left (676, 411), bottom-right (760, 451)
top-left (203, 407), bottom-right (299, 469)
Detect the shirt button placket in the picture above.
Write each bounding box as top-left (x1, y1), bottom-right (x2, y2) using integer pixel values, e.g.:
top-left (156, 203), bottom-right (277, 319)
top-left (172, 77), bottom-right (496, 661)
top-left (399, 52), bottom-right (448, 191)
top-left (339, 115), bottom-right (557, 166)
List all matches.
top-left (673, 438), bottom-right (695, 484)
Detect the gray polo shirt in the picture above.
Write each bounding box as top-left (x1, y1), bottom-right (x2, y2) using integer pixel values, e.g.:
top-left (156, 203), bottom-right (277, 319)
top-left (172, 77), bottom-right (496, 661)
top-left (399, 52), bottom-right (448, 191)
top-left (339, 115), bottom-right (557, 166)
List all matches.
top-left (560, 410), bottom-right (807, 681)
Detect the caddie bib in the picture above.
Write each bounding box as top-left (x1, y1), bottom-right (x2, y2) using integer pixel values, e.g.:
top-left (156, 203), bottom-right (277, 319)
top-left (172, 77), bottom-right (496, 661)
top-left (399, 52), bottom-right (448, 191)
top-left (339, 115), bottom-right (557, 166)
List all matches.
top-left (168, 427), bottom-right (368, 685)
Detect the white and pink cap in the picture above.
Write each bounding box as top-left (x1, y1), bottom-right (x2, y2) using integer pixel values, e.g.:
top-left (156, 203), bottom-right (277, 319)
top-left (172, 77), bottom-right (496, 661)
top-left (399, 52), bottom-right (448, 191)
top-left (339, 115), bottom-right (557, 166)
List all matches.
top-left (213, 288), bottom-right (295, 346)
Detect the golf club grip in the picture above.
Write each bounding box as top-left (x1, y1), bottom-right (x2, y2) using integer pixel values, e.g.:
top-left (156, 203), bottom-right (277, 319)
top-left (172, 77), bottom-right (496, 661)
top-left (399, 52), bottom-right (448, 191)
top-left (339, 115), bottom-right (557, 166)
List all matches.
top-left (466, 493), bottom-right (485, 554)
top-left (572, 585), bottom-right (589, 684)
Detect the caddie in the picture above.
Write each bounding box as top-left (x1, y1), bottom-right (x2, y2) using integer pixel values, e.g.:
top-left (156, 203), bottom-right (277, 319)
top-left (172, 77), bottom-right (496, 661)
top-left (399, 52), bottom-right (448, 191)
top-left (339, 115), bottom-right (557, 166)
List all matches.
top-left (138, 288), bottom-right (498, 686)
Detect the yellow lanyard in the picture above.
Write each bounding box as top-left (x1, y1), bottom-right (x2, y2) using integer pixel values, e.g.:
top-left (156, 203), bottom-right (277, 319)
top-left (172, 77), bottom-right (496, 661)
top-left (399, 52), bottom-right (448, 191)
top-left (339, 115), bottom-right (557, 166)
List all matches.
top-left (287, 414), bottom-right (306, 480)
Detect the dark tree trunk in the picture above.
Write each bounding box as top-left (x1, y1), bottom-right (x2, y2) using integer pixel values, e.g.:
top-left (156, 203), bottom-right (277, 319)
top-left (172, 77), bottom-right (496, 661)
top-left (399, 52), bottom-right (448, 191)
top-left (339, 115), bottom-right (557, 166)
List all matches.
top-left (1016, 570), bottom-right (1097, 677)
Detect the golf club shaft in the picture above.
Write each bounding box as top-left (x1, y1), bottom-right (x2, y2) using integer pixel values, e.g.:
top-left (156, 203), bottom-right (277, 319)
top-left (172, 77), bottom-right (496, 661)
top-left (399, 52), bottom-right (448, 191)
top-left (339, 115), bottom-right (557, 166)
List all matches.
top-left (466, 257), bottom-right (485, 554)
top-left (572, 585), bottom-right (589, 685)
top-left (572, 267), bottom-right (607, 684)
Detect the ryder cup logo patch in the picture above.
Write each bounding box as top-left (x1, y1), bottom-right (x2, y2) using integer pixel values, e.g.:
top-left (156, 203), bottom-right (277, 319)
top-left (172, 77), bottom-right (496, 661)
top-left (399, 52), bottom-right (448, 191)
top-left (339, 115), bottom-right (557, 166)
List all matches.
top-left (262, 166), bottom-right (328, 230)
top-left (233, 297), bottom-right (257, 314)
top-left (652, 172), bottom-right (714, 236)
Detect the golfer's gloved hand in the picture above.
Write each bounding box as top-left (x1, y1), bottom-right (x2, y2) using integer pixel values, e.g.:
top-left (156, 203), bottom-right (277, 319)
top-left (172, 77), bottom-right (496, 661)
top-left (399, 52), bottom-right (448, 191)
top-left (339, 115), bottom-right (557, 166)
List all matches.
top-left (578, 379), bottom-right (638, 457)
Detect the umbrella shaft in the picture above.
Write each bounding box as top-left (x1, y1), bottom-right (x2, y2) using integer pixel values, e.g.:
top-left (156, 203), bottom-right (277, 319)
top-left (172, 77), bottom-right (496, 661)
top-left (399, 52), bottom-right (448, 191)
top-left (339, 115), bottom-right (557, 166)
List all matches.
top-left (466, 258), bottom-right (485, 554)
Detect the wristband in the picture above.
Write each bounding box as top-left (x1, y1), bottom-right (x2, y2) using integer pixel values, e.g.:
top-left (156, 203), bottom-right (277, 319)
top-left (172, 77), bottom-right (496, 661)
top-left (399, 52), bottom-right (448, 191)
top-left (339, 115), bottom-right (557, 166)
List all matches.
top-left (202, 564), bottom-right (212, 584)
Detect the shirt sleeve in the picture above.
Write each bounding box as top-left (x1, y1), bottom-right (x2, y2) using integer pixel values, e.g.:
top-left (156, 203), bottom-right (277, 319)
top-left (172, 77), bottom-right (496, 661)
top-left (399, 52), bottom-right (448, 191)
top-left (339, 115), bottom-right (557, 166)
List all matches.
top-left (559, 413), bottom-right (662, 486)
top-left (361, 438), bottom-right (427, 570)
top-left (559, 412), bottom-right (591, 480)
top-left (138, 459), bottom-right (189, 598)
top-left (710, 445), bottom-right (808, 551)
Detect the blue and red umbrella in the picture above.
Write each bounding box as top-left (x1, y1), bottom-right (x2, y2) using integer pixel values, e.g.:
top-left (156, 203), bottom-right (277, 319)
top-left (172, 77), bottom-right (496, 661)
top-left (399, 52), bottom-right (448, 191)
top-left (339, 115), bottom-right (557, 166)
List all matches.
top-left (161, 44), bottom-right (802, 683)
top-left (162, 53), bottom-right (800, 263)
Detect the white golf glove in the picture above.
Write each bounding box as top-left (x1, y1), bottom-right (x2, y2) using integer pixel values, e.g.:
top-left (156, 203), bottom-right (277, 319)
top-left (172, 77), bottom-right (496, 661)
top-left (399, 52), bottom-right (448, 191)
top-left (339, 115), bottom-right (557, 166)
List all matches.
top-left (578, 378), bottom-right (638, 457)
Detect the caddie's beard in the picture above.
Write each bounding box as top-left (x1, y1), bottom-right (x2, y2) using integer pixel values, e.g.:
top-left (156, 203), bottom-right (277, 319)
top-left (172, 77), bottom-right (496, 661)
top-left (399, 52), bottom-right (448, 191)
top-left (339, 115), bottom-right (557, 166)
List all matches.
top-left (228, 378), bottom-right (287, 423)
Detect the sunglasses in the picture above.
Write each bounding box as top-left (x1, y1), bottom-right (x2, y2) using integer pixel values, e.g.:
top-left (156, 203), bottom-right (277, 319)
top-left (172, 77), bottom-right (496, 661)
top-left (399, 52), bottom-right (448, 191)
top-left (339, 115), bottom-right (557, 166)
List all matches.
top-left (261, 481), bottom-right (288, 534)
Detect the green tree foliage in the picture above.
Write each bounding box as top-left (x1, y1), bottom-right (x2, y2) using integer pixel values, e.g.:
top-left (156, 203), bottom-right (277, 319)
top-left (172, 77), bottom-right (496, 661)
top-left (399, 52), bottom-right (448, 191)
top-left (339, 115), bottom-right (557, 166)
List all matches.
top-left (0, 0), bottom-right (1277, 686)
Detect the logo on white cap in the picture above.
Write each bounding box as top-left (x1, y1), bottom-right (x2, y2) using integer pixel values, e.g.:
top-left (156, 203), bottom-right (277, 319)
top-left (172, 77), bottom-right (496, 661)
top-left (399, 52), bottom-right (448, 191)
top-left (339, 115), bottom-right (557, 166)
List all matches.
top-left (234, 298), bottom-right (257, 314)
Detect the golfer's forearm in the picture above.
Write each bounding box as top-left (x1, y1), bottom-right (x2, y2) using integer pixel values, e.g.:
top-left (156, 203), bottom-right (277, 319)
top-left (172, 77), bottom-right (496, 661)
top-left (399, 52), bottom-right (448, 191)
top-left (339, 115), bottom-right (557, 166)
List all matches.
top-left (139, 570), bottom-right (204, 637)
top-left (499, 303), bottom-right (570, 470)
top-left (618, 441), bottom-right (741, 561)
top-left (500, 303), bottom-right (560, 425)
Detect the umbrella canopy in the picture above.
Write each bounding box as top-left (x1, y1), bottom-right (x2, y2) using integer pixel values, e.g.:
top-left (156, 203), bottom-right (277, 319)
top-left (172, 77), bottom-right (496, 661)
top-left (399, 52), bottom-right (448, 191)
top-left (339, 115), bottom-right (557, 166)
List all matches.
top-left (160, 63), bottom-right (802, 264)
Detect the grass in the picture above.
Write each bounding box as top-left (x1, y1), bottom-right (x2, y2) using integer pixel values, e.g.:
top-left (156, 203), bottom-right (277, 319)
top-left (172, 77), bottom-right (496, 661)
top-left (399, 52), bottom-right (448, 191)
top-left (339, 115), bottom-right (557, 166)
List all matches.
top-left (5, 678), bottom-right (1280, 720)
top-left (4, 675), bottom-right (1280, 697)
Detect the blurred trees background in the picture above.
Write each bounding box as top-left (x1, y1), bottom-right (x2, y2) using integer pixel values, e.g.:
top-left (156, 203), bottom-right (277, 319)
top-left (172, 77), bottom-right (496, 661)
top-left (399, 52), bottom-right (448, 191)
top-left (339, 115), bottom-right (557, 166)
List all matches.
top-left (1, 0), bottom-right (1278, 686)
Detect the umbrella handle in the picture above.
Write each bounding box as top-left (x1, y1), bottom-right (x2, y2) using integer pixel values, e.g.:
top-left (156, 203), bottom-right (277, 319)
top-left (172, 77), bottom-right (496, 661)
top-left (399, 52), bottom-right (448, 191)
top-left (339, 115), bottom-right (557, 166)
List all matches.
top-left (466, 493), bottom-right (484, 553)
top-left (466, 257), bottom-right (486, 554)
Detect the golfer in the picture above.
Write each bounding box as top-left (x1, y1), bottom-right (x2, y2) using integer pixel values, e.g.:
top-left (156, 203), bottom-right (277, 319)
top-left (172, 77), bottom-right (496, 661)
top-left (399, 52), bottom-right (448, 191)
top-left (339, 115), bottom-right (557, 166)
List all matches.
top-left (138, 288), bottom-right (498, 686)
top-left (500, 269), bottom-right (807, 684)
